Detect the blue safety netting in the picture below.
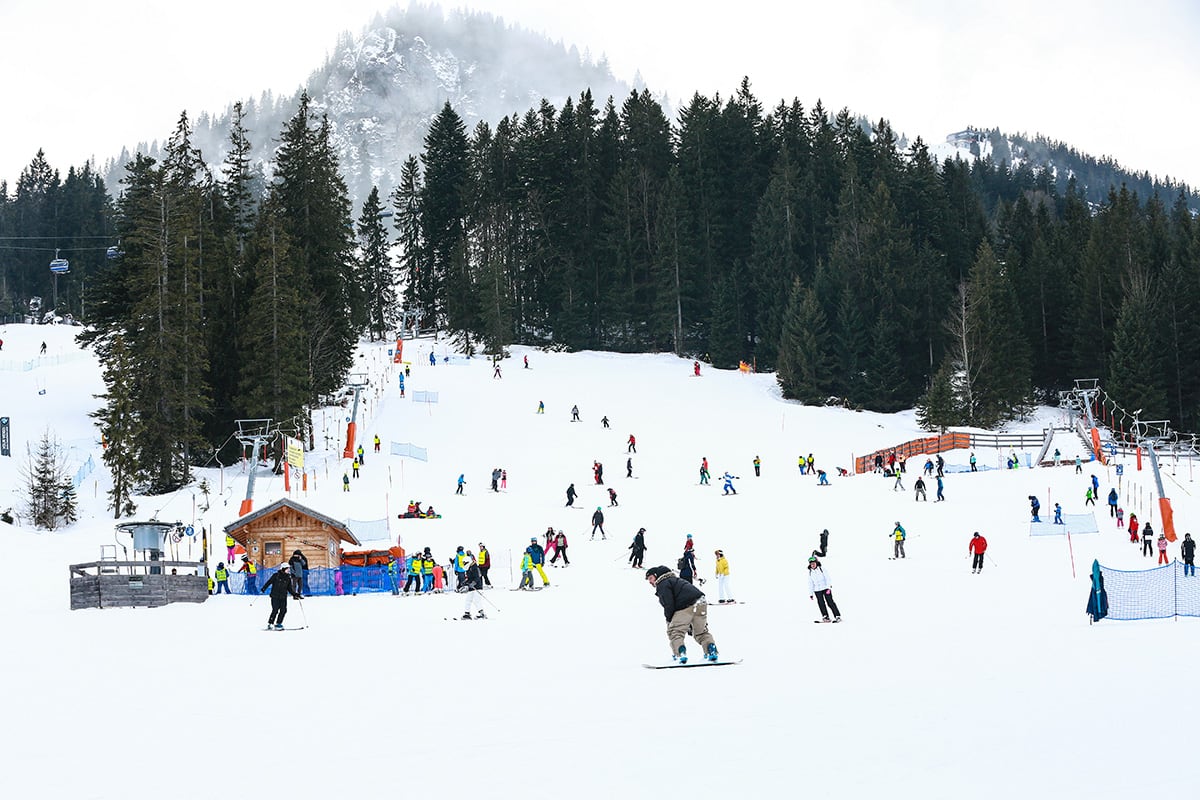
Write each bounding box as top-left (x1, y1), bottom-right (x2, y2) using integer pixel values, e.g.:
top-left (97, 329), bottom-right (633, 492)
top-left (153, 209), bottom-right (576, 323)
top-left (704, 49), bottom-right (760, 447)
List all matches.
top-left (1096, 561), bottom-right (1200, 620)
top-left (216, 565), bottom-right (405, 596)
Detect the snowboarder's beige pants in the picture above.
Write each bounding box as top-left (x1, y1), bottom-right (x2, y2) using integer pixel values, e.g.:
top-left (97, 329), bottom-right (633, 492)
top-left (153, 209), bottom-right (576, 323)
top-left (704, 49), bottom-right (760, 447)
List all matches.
top-left (667, 600), bottom-right (715, 656)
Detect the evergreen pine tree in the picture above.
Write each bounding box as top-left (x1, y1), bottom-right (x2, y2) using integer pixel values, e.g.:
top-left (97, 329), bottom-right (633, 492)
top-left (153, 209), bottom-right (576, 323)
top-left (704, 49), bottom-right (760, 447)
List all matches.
top-left (236, 208), bottom-right (309, 426)
top-left (22, 430), bottom-right (70, 530)
top-left (357, 186), bottom-right (397, 341)
top-left (1106, 272), bottom-right (1167, 421)
top-left (421, 101), bottom-right (473, 342)
top-left (916, 361), bottom-right (957, 432)
top-left (776, 278), bottom-right (835, 403)
top-left (391, 155), bottom-right (427, 330)
top-left (271, 92), bottom-right (357, 402)
top-left (91, 333), bottom-right (141, 518)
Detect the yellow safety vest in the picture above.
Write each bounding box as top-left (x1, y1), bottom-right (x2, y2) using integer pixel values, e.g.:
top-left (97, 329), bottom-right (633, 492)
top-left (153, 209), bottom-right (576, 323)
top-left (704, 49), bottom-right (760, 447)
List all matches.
top-left (215, 566), bottom-right (228, 581)
top-left (422, 557), bottom-right (434, 575)
top-left (477, 549), bottom-right (488, 565)
top-left (247, 562), bottom-right (257, 575)
top-left (225, 534), bottom-right (235, 548)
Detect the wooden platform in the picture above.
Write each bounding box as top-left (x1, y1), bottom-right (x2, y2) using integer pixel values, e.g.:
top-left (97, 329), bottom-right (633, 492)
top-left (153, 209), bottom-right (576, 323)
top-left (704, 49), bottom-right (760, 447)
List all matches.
top-left (69, 561), bottom-right (209, 610)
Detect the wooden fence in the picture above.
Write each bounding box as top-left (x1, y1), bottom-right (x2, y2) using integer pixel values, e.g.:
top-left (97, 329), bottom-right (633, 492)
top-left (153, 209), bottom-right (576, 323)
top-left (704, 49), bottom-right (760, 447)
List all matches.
top-left (855, 430), bottom-right (1050, 474)
top-left (69, 560), bottom-right (209, 610)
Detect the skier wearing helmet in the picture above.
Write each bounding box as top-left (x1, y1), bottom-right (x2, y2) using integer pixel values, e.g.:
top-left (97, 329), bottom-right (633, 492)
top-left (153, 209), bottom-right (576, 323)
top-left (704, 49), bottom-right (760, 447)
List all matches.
top-left (262, 563), bottom-right (300, 630)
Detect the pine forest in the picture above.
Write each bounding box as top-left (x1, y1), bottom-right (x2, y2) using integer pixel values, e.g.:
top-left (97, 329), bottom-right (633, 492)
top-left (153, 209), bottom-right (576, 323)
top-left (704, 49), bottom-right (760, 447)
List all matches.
top-left (2, 81), bottom-right (1199, 507)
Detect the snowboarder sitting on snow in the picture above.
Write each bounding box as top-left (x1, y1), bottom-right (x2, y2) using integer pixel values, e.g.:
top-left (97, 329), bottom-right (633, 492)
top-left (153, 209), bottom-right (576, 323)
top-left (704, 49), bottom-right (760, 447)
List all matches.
top-left (645, 565), bottom-right (719, 664)
top-left (722, 472), bottom-right (739, 495)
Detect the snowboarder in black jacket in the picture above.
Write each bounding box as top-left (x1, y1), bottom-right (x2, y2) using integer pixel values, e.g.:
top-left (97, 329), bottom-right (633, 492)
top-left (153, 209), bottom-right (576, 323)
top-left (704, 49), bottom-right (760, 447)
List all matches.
top-left (645, 566), bottom-right (718, 663)
top-left (262, 564), bottom-right (300, 630)
top-left (565, 483), bottom-right (577, 507)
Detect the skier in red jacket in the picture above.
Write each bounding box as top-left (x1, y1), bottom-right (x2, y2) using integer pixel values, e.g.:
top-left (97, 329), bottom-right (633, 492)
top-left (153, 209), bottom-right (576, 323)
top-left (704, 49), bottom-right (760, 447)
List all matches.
top-left (969, 532), bottom-right (988, 574)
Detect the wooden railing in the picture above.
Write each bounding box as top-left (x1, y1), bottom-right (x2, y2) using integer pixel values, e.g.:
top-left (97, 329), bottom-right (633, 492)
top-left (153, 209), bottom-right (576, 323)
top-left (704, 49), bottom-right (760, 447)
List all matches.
top-left (855, 430), bottom-right (1049, 474)
top-left (70, 560), bottom-right (206, 577)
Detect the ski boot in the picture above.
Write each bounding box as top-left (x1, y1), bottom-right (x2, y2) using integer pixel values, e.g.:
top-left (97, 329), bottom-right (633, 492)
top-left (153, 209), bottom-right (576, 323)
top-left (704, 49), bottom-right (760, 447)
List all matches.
top-left (706, 643), bottom-right (719, 662)
top-left (461, 612), bottom-right (472, 620)
top-left (676, 646), bottom-right (688, 664)
top-left (833, 617), bottom-right (842, 623)
top-left (274, 624), bottom-right (284, 630)
top-left (475, 612), bottom-right (487, 619)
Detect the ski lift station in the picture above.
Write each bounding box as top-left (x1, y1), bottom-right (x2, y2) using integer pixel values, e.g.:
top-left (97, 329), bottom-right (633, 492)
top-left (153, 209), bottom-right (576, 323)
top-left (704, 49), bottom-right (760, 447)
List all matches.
top-left (68, 521), bottom-right (208, 610)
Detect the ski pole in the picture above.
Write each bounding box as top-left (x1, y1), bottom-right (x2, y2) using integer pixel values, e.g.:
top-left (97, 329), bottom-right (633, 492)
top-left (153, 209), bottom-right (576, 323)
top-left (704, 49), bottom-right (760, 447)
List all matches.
top-left (296, 596), bottom-right (309, 628)
top-left (986, 553), bottom-right (999, 568)
top-left (476, 589), bottom-right (501, 612)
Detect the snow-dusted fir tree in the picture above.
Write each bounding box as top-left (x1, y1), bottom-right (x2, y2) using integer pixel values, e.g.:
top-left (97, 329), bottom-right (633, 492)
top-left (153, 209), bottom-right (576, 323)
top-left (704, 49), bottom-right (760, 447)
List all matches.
top-left (21, 430), bottom-right (75, 530)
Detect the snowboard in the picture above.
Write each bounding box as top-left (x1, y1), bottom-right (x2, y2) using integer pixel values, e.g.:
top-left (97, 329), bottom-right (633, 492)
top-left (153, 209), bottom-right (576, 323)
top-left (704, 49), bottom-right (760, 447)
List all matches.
top-left (445, 616), bottom-right (488, 621)
top-left (642, 659), bottom-right (742, 670)
top-left (814, 619), bottom-right (842, 624)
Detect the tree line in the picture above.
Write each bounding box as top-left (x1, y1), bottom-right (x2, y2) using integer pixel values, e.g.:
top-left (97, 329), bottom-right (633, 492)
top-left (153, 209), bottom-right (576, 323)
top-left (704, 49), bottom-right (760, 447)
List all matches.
top-left (2, 80), bottom-right (1198, 515)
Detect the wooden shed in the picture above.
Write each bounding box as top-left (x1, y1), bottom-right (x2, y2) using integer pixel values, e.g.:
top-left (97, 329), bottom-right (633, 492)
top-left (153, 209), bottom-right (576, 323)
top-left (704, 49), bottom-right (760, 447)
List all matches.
top-left (224, 498), bottom-right (360, 570)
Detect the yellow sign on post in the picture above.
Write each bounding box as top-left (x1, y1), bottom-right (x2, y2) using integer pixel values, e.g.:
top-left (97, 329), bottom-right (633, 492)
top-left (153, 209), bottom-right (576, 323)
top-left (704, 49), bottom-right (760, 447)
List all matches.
top-left (285, 436), bottom-right (305, 469)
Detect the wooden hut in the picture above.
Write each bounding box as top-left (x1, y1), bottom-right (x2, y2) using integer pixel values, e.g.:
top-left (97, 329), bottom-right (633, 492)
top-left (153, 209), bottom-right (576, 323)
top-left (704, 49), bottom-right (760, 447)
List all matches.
top-left (224, 498), bottom-right (361, 570)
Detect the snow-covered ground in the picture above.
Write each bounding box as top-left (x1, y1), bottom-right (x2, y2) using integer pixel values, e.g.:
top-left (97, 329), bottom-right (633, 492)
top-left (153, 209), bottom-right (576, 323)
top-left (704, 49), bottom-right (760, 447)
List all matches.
top-left (1, 321), bottom-right (1195, 799)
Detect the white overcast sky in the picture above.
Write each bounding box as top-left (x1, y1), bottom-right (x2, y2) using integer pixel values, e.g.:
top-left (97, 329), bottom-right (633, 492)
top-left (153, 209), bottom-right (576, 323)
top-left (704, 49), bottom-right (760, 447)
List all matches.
top-left (1, 0), bottom-right (1197, 189)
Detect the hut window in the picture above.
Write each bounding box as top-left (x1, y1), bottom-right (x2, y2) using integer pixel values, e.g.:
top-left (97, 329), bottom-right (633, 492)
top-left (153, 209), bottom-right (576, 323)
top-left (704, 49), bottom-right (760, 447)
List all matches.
top-left (264, 541), bottom-right (282, 557)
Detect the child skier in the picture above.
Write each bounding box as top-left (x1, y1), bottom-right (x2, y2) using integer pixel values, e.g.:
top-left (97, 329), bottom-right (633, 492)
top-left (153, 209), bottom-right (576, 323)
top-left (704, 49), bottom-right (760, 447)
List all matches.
top-left (722, 472), bottom-right (739, 495)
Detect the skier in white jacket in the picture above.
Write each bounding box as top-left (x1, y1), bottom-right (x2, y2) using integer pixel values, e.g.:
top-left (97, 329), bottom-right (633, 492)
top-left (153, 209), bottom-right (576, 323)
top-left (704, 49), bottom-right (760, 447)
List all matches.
top-left (807, 556), bottom-right (841, 622)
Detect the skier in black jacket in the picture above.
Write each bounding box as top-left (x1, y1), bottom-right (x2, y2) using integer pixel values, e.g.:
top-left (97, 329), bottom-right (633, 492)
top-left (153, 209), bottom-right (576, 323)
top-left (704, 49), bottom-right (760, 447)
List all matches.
top-left (628, 528), bottom-right (647, 568)
top-left (288, 549), bottom-right (309, 596)
top-left (565, 483), bottom-right (577, 507)
top-left (1182, 533), bottom-right (1196, 577)
top-left (262, 563), bottom-right (300, 630)
top-left (459, 554), bottom-right (486, 619)
top-left (645, 566), bottom-right (718, 663)
top-left (591, 507), bottom-right (606, 539)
